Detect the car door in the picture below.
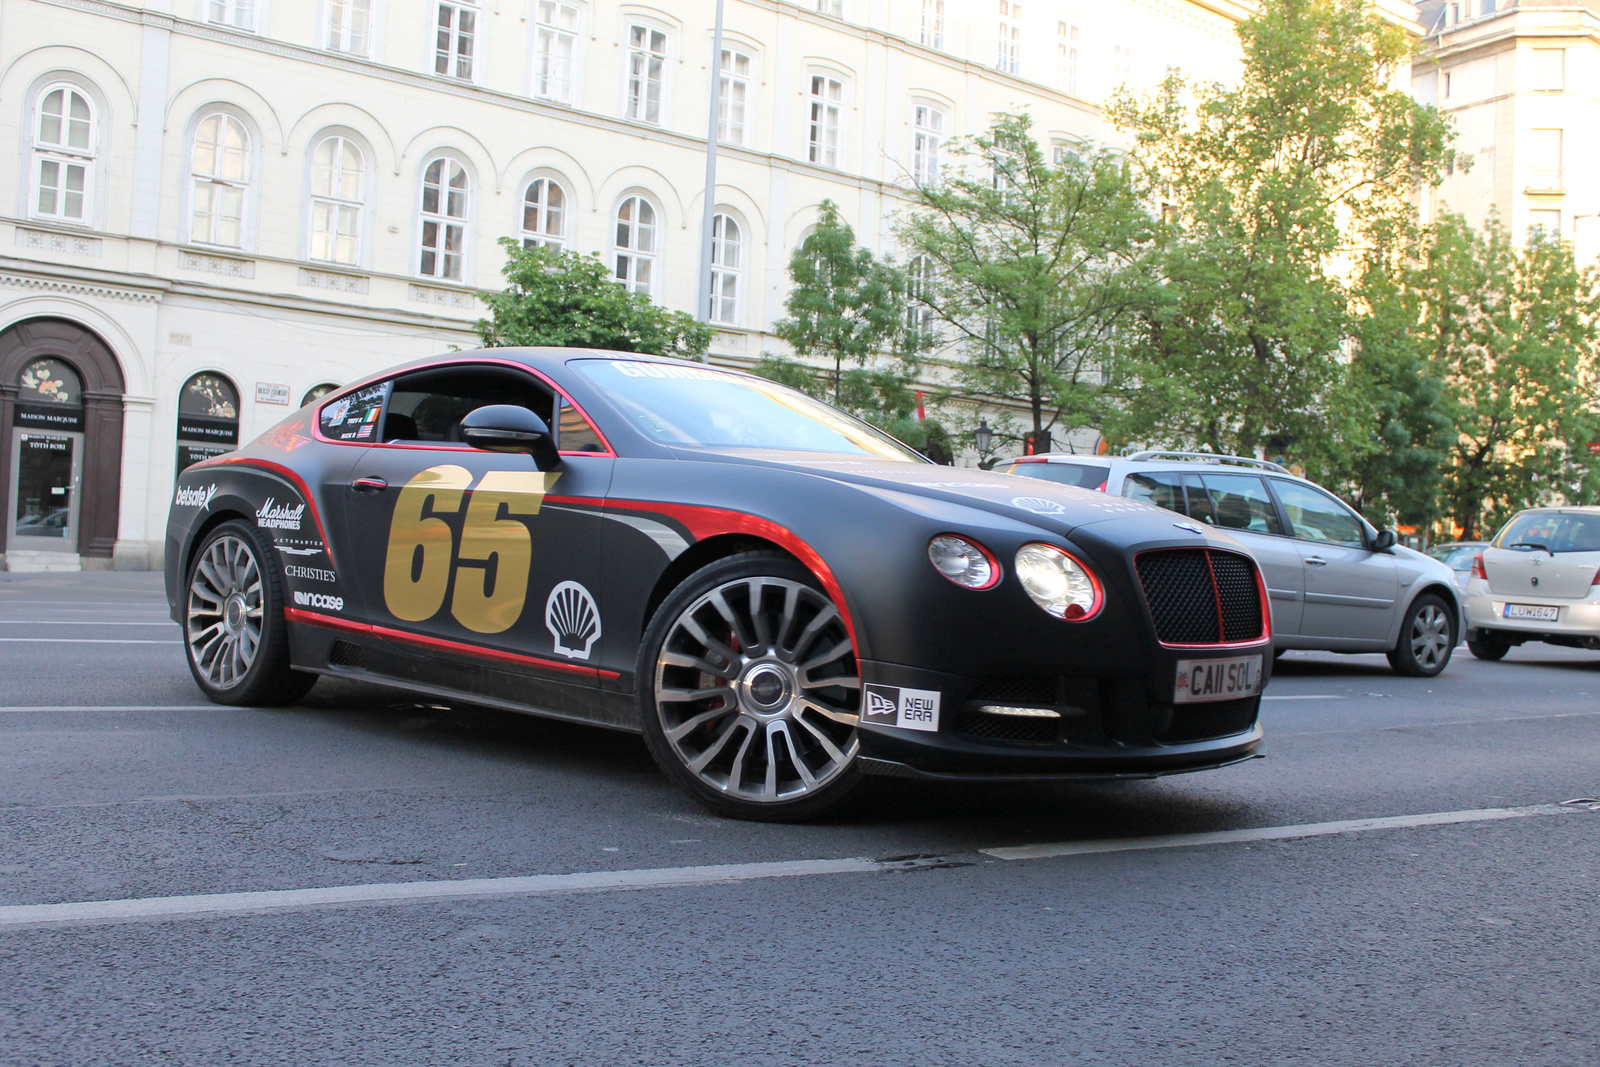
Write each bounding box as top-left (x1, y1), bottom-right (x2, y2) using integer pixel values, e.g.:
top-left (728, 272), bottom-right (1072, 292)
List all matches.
top-left (334, 364), bottom-right (615, 696)
top-left (1267, 478), bottom-right (1398, 646)
top-left (1184, 473), bottom-right (1305, 637)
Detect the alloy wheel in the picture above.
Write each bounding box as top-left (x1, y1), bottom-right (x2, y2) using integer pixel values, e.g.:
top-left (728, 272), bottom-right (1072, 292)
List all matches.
top-left (1409, 602), bottom-right (1452, 671)
top-left (654, 576), bottom-right (860, 804)
top-left (186, 534), bottom-right (264, 689)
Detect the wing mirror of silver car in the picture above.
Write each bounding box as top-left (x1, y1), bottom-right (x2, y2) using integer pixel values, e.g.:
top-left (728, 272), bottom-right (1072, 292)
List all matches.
top-left (1371, 529), bottom-right (1397, 552)
top-left (460, 405), bottom-right (561, 471)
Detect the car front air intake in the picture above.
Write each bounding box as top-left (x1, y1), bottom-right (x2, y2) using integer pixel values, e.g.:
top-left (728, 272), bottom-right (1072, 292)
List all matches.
top-left (1135, 548), bottom-right (1266, 646)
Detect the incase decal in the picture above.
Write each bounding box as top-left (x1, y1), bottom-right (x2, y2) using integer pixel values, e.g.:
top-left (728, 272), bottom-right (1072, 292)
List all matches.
top-left (285, 565), bottom-right (336, 583)
top-left (256, 498), bottom-right (306, 531)
top-left (861, 684), bottom-right (941, 732)
top-left (292, 591), bottom-right (344, 611)
top-left (545, 581), bottom-right (601, 660)
top-left (174, 484), bottom-right (218, 511)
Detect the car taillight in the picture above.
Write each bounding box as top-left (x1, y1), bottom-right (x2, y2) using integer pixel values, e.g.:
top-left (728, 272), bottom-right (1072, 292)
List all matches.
top-left (1592, 566), bottom-right (1600, 586)
top-left (1471, 553), bottom-right (1487, 580)
top-left (1094, 480), bottom-right (1107, 492)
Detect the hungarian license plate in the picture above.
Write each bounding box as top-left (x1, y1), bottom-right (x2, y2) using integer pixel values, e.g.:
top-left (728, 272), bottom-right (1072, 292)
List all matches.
top-left (1175, 655), bottom-right (1263, 704)
top-left (1504, 603), bottom-right (1559, 621)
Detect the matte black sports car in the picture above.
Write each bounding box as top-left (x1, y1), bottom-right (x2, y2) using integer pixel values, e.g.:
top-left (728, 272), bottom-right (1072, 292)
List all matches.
top-left (165, 349), bottom-right (1271, 820)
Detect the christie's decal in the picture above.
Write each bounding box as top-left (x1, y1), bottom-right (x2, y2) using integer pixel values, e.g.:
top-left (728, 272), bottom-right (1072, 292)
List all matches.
top-left (545, 581), bottom-right (601, 660)
top-left (256, 498), bottom-right (306, 531)
top-left (174, 484), bottom-right (218, 511)
top-left (285, 564), bottom-right (336, 583)
top-left (292, 591), bottom-right (344, 611)
top-left (861, 684), bottom-right (941, 732)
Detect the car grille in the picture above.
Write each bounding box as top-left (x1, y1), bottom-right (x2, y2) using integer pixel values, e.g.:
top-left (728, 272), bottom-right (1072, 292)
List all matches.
top-left (1135, 549), bottom-right (1264, 645)
top-left (1157, 696), bottom-right (1260, 743)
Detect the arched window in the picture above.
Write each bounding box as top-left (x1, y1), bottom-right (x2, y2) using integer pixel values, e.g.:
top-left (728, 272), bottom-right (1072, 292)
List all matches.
top-left (175, 372), bottom-right (241, 475)
top-left (32, 86), bottom-right (94, 224)
top-left (419, 157), bottom-right (469, 280)
top-left (301, 382), bottom-right (340, 407)
top-left (613, 195), bottom-right (656, 294)
top-left (521, 177), bottom-right (567, 250)
top-left (309, 135), bottom-right (365, 264)
top-left (709, 213), bottom-right (741, 325)
top-left (191, 113), bottom-right (250, 248)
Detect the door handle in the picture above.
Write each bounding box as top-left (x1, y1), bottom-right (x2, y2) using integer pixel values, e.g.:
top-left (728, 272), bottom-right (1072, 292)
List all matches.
top-left (351, 476), bottom-right (388, 494)
top-left (1304, 556), bottom-right (1327, 566)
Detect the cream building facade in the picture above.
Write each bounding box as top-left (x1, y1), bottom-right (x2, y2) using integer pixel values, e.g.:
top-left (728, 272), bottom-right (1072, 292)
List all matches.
top-left (0, 0), bottom-right (1247, 572)
top-left (1413, 0), bottom-right (1600, 255)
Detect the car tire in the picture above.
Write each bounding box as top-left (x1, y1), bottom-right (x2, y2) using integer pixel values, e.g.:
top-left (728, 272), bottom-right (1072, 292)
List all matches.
top-left (637, 551), bottom-right (864, 822)
top-left (1386, 594), bottom-right (1456, 677)
top-left (183, 519), bottom-right (317, 706)
top-left (1467, 632), bottom-right (1511, 661)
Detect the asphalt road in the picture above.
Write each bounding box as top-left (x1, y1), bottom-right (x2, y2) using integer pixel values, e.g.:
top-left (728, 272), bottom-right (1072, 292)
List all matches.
top-left (1, 571), bottom-right (1596, 1066)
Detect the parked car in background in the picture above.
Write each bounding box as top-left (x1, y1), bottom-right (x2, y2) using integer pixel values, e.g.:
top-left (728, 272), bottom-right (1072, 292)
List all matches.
top-left (1426, 541), bottom-right (1490, 591)
top-left (1003, 451), bottom-right (1464, 676)
top-left (1464, 507), bottom-right (1600, 661)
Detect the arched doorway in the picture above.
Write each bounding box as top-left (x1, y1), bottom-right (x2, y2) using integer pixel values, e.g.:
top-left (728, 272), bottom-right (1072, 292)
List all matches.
top-left (0, 319), bottom-right (125, 566)
top-left (175, 372), bottom-right (240, 476)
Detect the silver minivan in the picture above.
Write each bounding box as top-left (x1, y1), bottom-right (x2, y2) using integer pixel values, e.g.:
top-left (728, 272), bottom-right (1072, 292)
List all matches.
top-left (1003, 451), bottom-right (1464, 676)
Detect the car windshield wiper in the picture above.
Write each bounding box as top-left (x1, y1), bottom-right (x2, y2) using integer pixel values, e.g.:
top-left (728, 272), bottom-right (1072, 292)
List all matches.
top-left (1508, 541), bottom-right (1553, 554)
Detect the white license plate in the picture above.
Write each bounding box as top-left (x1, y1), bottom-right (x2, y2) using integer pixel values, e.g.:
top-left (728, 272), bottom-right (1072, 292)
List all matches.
top-left (1504, 603), bottom-right (1560, 621)
top-left (1175, 655), bottom-right (1263, 704)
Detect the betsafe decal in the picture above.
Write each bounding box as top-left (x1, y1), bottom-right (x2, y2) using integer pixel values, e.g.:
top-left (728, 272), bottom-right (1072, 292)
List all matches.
top-left (861, 684), bottom-right (941, 732)
top-left (545, 581), bottom-right (601, 660)
top-left (174, 484), bottom-right (218, 511)
top-left (382, 464), bottom-right (561, 635)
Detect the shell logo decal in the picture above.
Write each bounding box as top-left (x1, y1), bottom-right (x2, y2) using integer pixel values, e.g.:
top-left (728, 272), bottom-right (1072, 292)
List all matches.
top-left (545, 581), bottom-right (602, 660)
top-left (1011, 495), bottom-right (1067, 515)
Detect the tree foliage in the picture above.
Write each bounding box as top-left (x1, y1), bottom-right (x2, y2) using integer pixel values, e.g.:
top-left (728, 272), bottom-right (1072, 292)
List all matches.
top-left (1106, 0), bottom-right (1457, 461)
top-left (897, 113), bottom-right (1157, 455)
top-left (477, 238), bottom-right (712, 357)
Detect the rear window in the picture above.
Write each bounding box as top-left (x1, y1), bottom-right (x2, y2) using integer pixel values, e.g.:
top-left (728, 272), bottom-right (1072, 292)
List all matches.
top-left (1495, 512), bottom-right (1600, 554)
top-left (1006, 461), bottom-right (1106, 489)
top-left (1123, 471), bottom-right (1185, 513)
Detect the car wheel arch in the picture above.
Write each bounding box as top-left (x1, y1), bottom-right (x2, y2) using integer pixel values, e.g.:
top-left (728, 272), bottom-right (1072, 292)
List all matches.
top-left (641, 533), bottom-right (803, 635)
top-left (1393, 582), bottom-right (1462, 647)
top-left (183, 508), bottom-right (257, 585)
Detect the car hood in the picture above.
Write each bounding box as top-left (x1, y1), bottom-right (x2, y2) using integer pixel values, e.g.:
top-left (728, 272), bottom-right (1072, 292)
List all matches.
top-left (671, 448), bottom-right (1194, 536)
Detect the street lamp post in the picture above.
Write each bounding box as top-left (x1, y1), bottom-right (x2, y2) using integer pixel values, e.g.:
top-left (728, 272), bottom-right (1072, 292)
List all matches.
top-left (974, 419), bottom-right (996, 470)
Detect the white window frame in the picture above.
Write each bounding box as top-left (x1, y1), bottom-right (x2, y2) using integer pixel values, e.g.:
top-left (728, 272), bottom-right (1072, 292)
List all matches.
top-left (906, 254), bottom-right (936, 335)
top-left (816, 0), bottom-right (842, 16)
top-left (807, 74), bottom-right (843, 168)
top-left (417, 155), bottom-right (471, 281)
top-left (307, 133), bottom-right (366, 266)
top-left (719, 48), bottom-right (751, 145)
top-left (911, 104), bottom-right (943, 186)
top-left (325, 0), bottom-right (372, 54)
top-left (624, 23), bottom-right (668, 124)
top-left (920, 0), bottom-right (944, 49)
top-left (613, 194), bottom-right (658, 295)
top-left (1113, 43), bottom-right (1133, 88)
top-left (708, 212), bottom-right (742, 325)
top-left (520, 175), bottom-right (568, 250)
top-left (997, 1), bottom-right (1020, 75)
top-left (533, 1), bottom-right (579, 103)
top-left (434, 0), bottom-right (478, 81)
top-left (1058, 22), bottom-right (1079, 94)
top-left (189, 112), bottom-right (252, 249)
top-left (31, 84), bottom-right (95, 226)
top-left (206, 0), bottom-right (258, 32)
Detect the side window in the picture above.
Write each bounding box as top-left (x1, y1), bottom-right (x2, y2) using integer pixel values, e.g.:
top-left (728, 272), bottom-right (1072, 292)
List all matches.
top-left (1196, 474), bottom-right (1284, 536)
top-left (1122, 471), bottom-right (1185, 513)
top-left (320, 382), bottom-right (391, 442)
top-left (1269, 480), bottom-right (1365, 548)
top-left (382, 368), bottom-right (554, 444)
top-left (557, 397), bottom-right (605, 452)
top-left (1181, 475), bottom-right (1215, 525)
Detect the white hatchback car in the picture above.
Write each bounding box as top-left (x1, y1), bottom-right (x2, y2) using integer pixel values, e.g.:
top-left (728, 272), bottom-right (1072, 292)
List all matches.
top-left (1464, 506), bottom-right (1600, 660)
top-left (1002, 451), bottom-right (1465, 676)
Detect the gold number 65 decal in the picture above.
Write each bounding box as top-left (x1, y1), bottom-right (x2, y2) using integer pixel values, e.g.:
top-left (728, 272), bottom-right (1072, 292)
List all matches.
top-left (382, 464), bottom-right (560, 633)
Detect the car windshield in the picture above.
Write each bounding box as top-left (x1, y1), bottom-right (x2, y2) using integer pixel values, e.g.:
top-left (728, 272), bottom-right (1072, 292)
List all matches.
top-left (572, 359), bottom-right (926, 461)
top-left (1495, 512), bottom-right (1600, 554)
top-left (1427, 544), bottom-right (1479, 569)
top-left (1005, 461), bottom-right (1106, 488)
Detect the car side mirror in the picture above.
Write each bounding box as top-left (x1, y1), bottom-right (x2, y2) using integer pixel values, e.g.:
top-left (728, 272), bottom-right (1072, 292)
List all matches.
top-left (1371, 529), bottom-right (1397, 552)
top-left (460, 405), bottom-right (561, 471)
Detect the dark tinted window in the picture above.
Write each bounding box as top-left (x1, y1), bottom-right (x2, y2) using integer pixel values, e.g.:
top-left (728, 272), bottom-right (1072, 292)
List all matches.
top-left (1007, 461), bottom-right (1107, 488)
top-left (384, 367), bottom-right (554, 444)
top-left (1123, 471), bottom-right (1185, 513)
top-left (557, 397), bottom-right (605, 452)
top-left (320, 381), bottom-right (390, 442)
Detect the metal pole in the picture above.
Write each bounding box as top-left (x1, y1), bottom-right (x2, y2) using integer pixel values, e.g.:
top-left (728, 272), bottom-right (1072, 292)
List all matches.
top-left (697, 0), bottom-right (726, 324)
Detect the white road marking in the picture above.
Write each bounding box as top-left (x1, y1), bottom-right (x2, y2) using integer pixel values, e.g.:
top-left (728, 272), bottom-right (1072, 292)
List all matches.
top-left (0, 706), bottom-right (219, 714)
top-left (0, 638), bottom-right (181, 645)
top-left (0, 803), bottom-right (1591, 931)
top-left (982, 803), bottom-right (1581, 861)
top-left (1261, 694), bottom-right (1344, 701)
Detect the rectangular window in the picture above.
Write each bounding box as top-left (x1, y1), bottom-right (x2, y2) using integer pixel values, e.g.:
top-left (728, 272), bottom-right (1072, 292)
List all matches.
top-left (921, 0), bottom-right (944, 49)
top-left (719, 50), bottom-right (750, 144)
top-left (808, 75), bottom-right (842, 167)
top-left (1531, 49), bottom-right (1565, 92)
top-left (326, 0), bottom-right (370, 53)
top-left (534, 2), bottom-right (578, 102)
top-left (817, 0), bottom-right (842, 16)
top-left (1113, 43), bottom-right (1132, 87)
top-left (1528, 209), bottom-right (1561, 240)
top-left (36, 158), bottom-right (88, 220)
top-left (435, 1), bottom-right (477, 81)
top-left (912, 105), bottom-right (942, 186)
top-left (625, 24), bottom-right (666, 124)
top-left (1528, 127), bottom-right (1563, 190)
top-left (1057, 23), bottom-right (1079, 93)
top-left (208, 0), bottom-right (255, 30)
top-left (996, 1), bottom-right (1020, 75)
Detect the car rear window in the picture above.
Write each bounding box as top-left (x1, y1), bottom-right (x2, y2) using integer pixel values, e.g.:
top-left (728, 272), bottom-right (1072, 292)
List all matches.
top-left (1006, 461), bottom-right (1106, 489)
top-left (1495, 512), bottom-right (1600, 553)
top-left (1123, 471), bottom-right (1185, 513)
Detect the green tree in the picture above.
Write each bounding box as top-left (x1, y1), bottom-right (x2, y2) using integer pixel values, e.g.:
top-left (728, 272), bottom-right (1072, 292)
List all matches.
top-left (771, 201), bottom-right (921, 404)
top-left (897, 113), bottom-right (1157, 455)
top-left (476, 238), bottom-right (712, 357)
top-left (1409, 217), bottom-right (1600, 539)
top-left (1106, 0), bottom-right (1456, 461)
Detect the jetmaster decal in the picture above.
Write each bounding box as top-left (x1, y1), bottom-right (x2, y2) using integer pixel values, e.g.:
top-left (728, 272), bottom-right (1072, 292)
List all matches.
top-left (861, 684), bottom-right (941, 732)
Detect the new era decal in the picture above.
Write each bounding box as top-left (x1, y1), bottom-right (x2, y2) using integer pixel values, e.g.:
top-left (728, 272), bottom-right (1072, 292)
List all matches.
top-left (861, 684), bottom-right (941, 732)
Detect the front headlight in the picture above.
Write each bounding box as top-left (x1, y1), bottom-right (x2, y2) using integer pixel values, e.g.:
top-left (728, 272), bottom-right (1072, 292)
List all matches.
top-left (1015, 543), bottom-right (1103, 620)
top-left (928, 534), bottom-right (1000, 590)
